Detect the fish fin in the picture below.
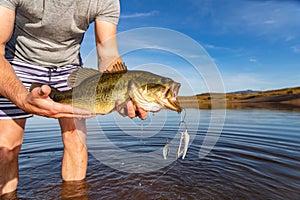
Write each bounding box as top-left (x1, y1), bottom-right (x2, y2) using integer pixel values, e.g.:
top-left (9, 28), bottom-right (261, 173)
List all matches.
top-left (128, 79), bottom-right (139, 92)
top-left (103, 62), bottom-right (127, 74)
top-left (67, 68), bottom-right (100, 88)
top-left (127, 80), bottom-right (148, 111)
top-left (115, 101), bottom-right (129, 116)
top-left (114, 80), bottom-right (138, 116)
top-left (127, 80), bottom-right (139, 102)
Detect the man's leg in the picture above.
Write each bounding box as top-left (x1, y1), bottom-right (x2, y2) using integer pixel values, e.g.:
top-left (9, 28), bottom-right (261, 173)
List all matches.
top-left (0, 119), bottom-right (26, 195)
top-left (59, 118), bottom-right (87, 181)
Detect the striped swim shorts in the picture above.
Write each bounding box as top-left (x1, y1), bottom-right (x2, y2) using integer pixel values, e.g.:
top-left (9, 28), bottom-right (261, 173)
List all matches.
top-left (0, 60), bottom-right (82, 119)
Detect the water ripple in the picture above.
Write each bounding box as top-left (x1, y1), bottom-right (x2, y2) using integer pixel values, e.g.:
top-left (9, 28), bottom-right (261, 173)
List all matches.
top-left (14, 110), bottom-right (300, 199)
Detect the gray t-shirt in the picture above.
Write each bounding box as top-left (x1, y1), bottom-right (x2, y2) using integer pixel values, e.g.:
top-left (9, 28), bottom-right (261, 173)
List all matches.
top-left (0, 0), bottom-right (120, 67)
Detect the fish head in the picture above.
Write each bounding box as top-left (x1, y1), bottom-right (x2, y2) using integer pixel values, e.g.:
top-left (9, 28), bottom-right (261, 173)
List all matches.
top-left (130, 74), bottom-right (182, 113)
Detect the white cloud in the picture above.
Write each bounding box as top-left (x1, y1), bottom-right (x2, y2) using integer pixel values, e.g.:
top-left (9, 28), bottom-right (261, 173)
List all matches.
top-left (189, 0), bottom-right (300, 39)
top-left (221, 72), bottom-right (271, 92)
top-left (285, 35), bottom-right (295, 42)
top-left (263, 20), bottom-right (276, 25)
top-left (291, 46), bottom-right (300, 54)
top-left (204, 44), bottom-right (232, 51)
top-left (121, 11), bottom-right (158, 19)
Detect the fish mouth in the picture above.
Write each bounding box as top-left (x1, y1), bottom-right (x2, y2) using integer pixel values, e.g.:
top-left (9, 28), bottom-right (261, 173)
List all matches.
top-left (131, 81), bottom-right (182, 113)
top-left (165, 82), bottom-right (182, 113)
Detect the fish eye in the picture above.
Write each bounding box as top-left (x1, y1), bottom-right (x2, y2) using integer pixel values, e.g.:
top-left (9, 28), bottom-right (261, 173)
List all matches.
top-left (161, 78), bottom-right (167, 84)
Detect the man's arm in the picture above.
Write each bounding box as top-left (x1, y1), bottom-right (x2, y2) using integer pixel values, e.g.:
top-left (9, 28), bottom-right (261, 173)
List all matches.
top-left (94, 20), bottom-right (122, 72)
top-left (94, 20), bottom-right (147, 119)
top-left (0, 6), bottom-right (93, 118)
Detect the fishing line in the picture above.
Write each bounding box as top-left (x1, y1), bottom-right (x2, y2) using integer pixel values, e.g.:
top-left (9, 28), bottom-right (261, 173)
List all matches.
top-left (179, 108), bottom-right (187, 130)
top-left (140, 120), bottom-right (144, 143)
top-left (147, 109), bottom-right (188, 189)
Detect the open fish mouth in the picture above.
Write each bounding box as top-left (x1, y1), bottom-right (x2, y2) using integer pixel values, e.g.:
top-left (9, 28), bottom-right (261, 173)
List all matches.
top-left (165, 82), bottom-right (182, 113)
top-left (129, 79), bottom-right (182, 113)
top-left (170, 82), bottom-right (180, 97)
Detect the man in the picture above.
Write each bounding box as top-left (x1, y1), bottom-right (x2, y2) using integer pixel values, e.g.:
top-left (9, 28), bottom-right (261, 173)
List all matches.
top-left (0, 0), bottom-right (146, 195)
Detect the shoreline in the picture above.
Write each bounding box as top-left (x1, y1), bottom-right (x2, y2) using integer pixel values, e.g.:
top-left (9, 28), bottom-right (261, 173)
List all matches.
top-left (178, 86), bottom-right (300, 111)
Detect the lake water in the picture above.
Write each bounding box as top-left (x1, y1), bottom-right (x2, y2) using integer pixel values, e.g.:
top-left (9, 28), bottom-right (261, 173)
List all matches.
top-left (4, 109), bottom-right (300, 199)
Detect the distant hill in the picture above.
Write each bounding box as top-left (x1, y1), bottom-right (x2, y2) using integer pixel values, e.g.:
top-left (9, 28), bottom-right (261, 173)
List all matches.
top-left (178, 86), bottom-right (300, 111)
top-left (228, 89), bottom-right (261, 94)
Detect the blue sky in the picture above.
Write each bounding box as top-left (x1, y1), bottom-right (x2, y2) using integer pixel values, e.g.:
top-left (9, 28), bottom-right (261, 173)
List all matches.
top-left (81, 0), bottom-right (300, 94)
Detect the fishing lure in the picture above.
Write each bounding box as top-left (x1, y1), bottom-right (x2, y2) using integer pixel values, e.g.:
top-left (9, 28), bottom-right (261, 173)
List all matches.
top-left (177, 129), bottom-right (190, 159)
top-left (163, 138), bottom-right (170, 160)
top-left (177, 108), bottom-right (190, 159)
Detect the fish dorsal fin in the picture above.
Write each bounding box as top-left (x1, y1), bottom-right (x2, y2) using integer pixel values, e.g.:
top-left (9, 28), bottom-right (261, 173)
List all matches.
top-left (104, 62), bottom-right (127, 73)
top-left (67, 62), bottom-right (127, 87)
top-left (67, 68), bottom-right (100, 88)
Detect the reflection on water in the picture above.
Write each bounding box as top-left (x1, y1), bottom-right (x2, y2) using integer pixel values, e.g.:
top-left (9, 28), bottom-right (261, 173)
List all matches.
top-left (61, 180), bottom-right (89, 200)
top-left (13, 109), bottom-right (300, 199)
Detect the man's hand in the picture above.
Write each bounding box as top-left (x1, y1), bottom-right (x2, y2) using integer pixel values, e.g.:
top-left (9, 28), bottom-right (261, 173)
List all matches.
top-left (21, 85), bottom-right (94, 118)
top-left (126, 100), bottom-right (148, 120)
top-left (115, 100), bottom-right (148, 120)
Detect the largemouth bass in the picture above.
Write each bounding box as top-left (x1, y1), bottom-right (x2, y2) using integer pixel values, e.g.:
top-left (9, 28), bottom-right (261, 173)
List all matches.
top-left (30, 62), bottom-right (182, 114)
